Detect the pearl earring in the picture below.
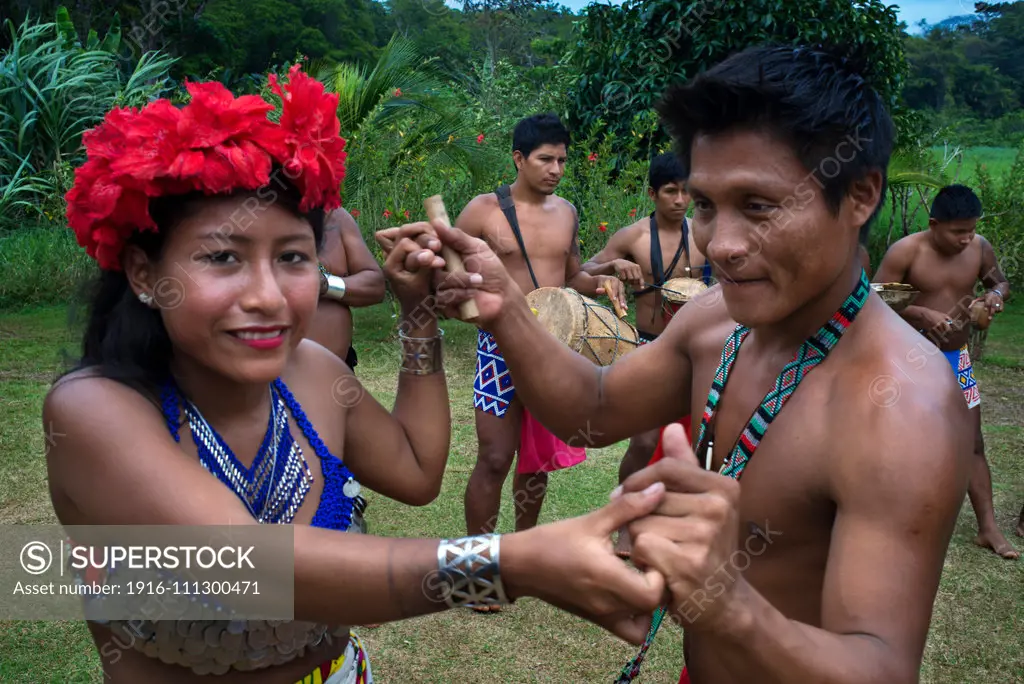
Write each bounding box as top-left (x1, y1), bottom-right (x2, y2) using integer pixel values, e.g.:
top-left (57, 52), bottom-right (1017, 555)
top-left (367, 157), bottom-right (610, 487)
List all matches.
top-left (138, 292), bottom-right (154, 306)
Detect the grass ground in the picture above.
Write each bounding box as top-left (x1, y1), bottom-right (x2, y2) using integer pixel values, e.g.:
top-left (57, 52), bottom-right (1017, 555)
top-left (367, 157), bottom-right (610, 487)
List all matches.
top-left (0, 295), bottom-right (1022, 683)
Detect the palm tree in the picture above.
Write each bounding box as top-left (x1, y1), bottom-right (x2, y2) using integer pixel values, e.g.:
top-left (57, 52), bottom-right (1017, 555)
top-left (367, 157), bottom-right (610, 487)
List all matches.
top-left (313, 34), bottom-right (499, 188)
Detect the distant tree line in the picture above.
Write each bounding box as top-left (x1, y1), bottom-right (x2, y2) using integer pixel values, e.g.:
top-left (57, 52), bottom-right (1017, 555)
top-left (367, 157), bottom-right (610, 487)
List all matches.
top-left (1, 0), bottom-right (575, 85)
top-left (905, 2), bottom-right (1024, 146)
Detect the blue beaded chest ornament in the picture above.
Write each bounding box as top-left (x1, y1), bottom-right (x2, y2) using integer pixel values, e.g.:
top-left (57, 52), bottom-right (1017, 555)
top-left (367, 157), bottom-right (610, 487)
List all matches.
top-left (160, 378), bottom-right (366, 529)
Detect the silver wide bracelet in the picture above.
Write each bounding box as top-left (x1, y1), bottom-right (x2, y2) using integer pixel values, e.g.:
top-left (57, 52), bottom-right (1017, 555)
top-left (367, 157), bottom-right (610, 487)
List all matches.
top-left (399, 329), bottom-right (443, 375)
top-left (321, 273), bottom-right (347, 302)
top-left (435, 534), bottom-right (511, 609)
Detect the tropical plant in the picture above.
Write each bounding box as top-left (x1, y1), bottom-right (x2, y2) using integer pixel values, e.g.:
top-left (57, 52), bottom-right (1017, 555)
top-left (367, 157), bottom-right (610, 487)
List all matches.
top-left (306, 34), bottom-right (506, 247)
top-left (0, 12), bottom-right (177, 222)
top-left (882, 148), bottom-right (948, 246)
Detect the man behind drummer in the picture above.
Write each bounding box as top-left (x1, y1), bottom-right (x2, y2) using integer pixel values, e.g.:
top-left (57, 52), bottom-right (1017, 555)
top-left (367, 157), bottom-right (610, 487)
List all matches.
top-left (582, 151), bottom-right (709, 556)
top-left (454, 113), bottom-right (625, 567)
top-left (873, 184), bottom-right (1017, 559)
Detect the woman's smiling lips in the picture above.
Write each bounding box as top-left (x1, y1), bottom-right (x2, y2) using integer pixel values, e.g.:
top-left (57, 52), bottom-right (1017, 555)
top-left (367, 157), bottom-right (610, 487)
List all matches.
top-left (228, 326), bottom-right (288, 350)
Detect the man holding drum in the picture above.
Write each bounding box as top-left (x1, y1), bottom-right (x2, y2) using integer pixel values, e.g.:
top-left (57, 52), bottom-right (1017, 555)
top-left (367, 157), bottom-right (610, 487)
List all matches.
top-left (582, 151), bottom-right (710, 556)
top-left (428, 45), bottom-right (971, 683)
top-left (455, 114), bottom-right (626, 573)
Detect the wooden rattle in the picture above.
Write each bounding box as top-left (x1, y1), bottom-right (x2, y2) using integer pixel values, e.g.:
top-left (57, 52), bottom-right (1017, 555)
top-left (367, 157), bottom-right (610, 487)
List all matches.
top-left (424, 195), bottom-right (480, 322)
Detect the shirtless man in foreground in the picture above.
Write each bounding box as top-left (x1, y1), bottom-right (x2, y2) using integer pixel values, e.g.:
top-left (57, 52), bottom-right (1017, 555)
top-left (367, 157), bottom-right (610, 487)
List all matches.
top-left (306, 208), bottom-right (386, 370)
top-left (457, 113), bottom-right (625, 554)
top-left (874, 184), bottom-right (1018, 559)
top-left (430, 45), bottom-right (970, 683)
top-left (582, 151), bottom-right (709, 557)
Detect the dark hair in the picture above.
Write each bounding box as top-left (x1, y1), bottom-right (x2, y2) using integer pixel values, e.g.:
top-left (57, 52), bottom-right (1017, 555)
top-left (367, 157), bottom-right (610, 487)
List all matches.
top-left (63, 174), bottom-right (325, 401)
top-left (930, 184), bottom-right (982, 222)
top-left (648, 152), bottom-right (687, 192)
top-left (655, 44), bottom-right (895, 238)
top-left (512, 113), bottom-right (571, 158)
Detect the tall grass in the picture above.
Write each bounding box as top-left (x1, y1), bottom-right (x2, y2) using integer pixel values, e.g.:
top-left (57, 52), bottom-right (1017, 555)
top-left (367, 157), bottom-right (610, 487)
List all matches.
top-left (0, 221), bottom-right (94, 310)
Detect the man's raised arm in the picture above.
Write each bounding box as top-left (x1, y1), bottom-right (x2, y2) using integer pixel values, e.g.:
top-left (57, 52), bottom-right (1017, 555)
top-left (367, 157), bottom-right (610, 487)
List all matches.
top-left (978, 236), bottom-right (1010, 304)
top-left (433, 222), bottom-right (692, 447)
top-left (320, 209), bottom-right (385, 306)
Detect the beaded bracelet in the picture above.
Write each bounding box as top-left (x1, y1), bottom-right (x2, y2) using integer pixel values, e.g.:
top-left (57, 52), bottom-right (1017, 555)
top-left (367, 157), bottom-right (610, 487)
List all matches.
top-left (399, 329), bottom-right (444, 375)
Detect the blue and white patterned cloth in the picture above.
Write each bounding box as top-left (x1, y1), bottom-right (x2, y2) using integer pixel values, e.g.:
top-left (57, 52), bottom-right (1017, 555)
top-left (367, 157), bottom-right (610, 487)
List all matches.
top-left (473, 330), bottom-right (516, 417)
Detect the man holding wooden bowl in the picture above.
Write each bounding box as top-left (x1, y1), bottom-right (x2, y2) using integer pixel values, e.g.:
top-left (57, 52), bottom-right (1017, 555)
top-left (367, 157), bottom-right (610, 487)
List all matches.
top-left (874, 184), bottom-right (1017, 559)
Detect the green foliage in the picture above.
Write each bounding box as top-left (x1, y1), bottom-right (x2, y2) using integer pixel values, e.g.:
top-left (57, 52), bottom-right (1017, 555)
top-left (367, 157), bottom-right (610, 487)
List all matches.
top-left (0, 13), bottom-right (175, 222)
top-left (566, 0), bottom-right (907, 157)
top-left (318, 37), bottom-right (510, 250)
top-left (973, 141), bottom-right (1024, 289)
top-left (560, 111), bottom-right (663, 256)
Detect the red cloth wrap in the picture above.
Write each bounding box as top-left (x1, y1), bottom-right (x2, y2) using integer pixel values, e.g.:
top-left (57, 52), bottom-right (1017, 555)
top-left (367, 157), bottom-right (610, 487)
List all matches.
top-left (647, 416), bottom-right (691, 465)
top-left (517, 408), bottom-right (587, 474)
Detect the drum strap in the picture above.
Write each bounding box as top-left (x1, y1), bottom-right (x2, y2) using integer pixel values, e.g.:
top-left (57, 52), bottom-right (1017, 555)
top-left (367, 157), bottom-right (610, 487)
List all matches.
top-left (495, 184), bottom-right (541, 290)
top-left (636, 212), bottom-right (688, 296)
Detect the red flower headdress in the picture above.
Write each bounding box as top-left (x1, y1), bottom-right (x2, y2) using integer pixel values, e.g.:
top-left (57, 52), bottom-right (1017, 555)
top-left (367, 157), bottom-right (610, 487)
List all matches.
top-left (65, 64), bottom-right (346, 271)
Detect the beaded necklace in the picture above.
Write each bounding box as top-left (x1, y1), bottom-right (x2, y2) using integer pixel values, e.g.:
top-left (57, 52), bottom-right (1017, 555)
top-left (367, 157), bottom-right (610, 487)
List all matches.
top-left (615, 269), bottom-right (871, 683)
top-left (160, 377), bottom-right (364, 527)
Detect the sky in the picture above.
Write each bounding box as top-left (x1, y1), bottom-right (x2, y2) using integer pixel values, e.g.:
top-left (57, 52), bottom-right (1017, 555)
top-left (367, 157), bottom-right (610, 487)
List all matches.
top-left (552, 0), bottom-right (978, 31)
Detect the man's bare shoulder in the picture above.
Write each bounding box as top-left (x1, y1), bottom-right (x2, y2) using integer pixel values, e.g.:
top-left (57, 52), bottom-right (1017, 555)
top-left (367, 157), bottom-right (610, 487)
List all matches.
top-left (885, 231), bottom-right (927, 257)
top-left (461, 193), bottom-right (501, 217)
top-left (455, 193), bottom-right (501, 235)
top-left (831, 305), bottom-right (969, 486)
top-left (326, 207), bottom-right (356, 231)
top-left (608, 219), bottom-right (648, 251)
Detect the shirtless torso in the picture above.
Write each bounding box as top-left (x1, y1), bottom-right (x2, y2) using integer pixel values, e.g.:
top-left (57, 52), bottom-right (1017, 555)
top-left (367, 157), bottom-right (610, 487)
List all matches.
top-left (647, 277), bottom-right (967, 680)
top-left (585, 213), bottom-right (708, 337)
top-left (874, 230), bottom-right (998, 351)
top-left (459, 186), bottom-right (582, 295)
top-left (447, 118), bottom-right (973, 680)
top-left (458, 172), bottom-right (624, 538)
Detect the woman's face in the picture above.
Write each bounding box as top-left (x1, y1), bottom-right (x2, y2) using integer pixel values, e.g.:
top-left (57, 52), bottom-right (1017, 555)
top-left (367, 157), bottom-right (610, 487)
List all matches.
top-left (135, 195), bottom-right (321, 386)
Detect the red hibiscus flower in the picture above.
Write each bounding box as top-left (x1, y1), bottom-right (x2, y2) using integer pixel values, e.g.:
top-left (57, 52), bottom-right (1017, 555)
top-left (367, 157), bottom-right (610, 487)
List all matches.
top-left (588, 153), bottom-right (598, 162)
top-left (629, 208), bottom-right (637, 218)
top-left (598, 221), bottom-right (608, 232)
top-left (64, 64), bottom-right (350, 272)
top-left (267, 64), bottom-right (346, 212)
top-left (393, 88), bottom-right (402, 97)
top-left (403, 209), bottom-right (410, 219)
top-left (350, 209), bottom-right (360, 218)
top-left (477, 133), bottom-right (485, 144)
top-left (383, 209), bottom-right (392, 218)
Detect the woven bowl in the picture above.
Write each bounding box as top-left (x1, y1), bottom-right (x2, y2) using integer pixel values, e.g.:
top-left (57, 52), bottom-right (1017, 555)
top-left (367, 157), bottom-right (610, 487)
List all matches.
top-left (871, 283), bottom-right (919, 313)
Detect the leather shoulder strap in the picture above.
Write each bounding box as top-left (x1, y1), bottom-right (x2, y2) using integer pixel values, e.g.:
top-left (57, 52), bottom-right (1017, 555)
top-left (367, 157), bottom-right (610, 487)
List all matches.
top-left (495, 184), bottom-right (539, 290)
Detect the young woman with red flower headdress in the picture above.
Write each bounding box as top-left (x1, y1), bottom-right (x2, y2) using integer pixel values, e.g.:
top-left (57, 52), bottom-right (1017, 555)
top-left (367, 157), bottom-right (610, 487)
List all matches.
top-left (44, 65), bottom-right (668, 683)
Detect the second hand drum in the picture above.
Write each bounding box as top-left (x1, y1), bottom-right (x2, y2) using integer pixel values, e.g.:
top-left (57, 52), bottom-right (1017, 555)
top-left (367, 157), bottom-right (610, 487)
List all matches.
top-left (659, 277), bottom-right (709, 325)
top-left (526, 287), bottom-right (640, 367)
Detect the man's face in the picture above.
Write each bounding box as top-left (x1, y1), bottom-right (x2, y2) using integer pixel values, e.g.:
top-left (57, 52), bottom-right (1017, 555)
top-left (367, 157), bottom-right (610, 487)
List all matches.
top-left (929, 217), bottom-right (977, 254)
top-left (687, 128), bottom-right (880, 327)
top-left (649, 181), bottom-right (690, 223)
top-left (515, 143), bottom-right (567, 195)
